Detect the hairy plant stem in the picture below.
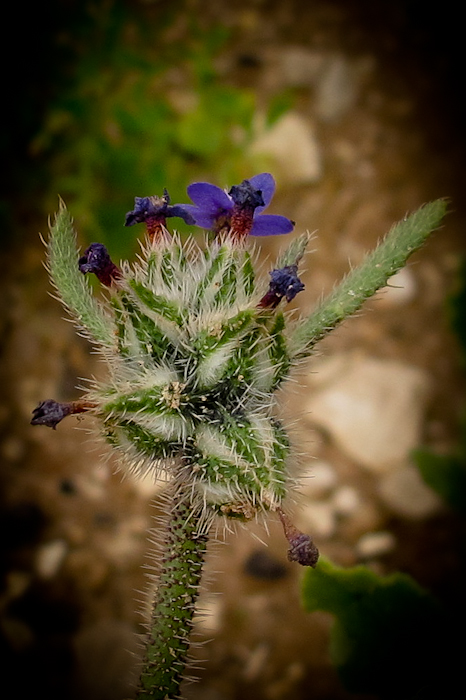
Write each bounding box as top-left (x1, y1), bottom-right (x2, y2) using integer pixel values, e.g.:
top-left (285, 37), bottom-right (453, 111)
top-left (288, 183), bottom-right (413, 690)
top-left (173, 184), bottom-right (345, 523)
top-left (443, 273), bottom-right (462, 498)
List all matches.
top-left (136, 486), bottom-right (210, 700)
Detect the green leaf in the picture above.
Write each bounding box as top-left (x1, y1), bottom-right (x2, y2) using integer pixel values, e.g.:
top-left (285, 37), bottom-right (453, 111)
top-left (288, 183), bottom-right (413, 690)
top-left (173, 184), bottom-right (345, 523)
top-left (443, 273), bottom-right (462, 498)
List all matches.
top-left (290, 200), bottom-right (448, 358)
top-left (48, 202), bottom-right (116, 348)
top-left (412, 443), bottom-right (466, 514)
top-left (302, 557), bottom-right (450, 698)
top-left (447, 255), bottom-right (466, 363)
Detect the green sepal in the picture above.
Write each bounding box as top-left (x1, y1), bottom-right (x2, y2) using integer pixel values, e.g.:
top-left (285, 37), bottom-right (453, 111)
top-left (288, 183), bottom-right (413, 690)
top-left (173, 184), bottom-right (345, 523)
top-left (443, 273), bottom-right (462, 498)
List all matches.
top-left (239, 249), bottom-right (256, 299)
top-left (104, 419), bottom-right (183, 462)
top-left (275, 230), bottom-right (312, 269)
top-left (193, 308), bottom-right (256, 389)
top-left (193, 410), bottom-right (288, 509)
top-left (101, 384), bottom-right (187, 415)
top-left (128, 278), bottom-right (185, 326)
top-left (194, 243), bottom-right (229, 308)
top-left (117, 293), bottom-right (177, 362)
top-left (267, 311), bottom-right (290, 389)
top-left (159, 243), bottom-right (187, 289)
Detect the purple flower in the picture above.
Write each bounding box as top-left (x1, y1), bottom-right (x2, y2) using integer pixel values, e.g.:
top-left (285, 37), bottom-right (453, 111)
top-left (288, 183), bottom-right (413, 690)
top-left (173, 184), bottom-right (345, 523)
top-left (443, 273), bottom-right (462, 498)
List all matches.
top-left (78, 243), bottom-right (121, 287)
top-left (184, 173), bottom-right (294, 239)
top-left (259, 264), bottom-right (305, 308)
top-left (125, 190), bottom-right (195, 240)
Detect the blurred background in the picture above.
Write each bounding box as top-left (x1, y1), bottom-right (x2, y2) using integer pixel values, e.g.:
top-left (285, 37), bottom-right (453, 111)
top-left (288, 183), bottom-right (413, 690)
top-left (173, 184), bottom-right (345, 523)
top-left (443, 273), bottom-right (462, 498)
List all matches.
top-left (1, 1), bottom-right (465, 699)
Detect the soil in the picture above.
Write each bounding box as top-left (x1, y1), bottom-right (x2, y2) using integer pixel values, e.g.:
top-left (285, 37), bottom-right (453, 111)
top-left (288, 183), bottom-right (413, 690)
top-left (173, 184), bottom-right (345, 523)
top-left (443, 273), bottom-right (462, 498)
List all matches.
top-left (1, 2), bottom-right (465, 700)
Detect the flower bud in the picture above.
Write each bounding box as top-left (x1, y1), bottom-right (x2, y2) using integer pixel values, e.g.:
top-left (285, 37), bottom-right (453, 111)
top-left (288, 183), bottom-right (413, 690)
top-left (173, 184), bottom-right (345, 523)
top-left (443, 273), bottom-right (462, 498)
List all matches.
top-left (78, 243), bottom-right (121, 287)
top-left (277, 507), bottom-right (319, 567)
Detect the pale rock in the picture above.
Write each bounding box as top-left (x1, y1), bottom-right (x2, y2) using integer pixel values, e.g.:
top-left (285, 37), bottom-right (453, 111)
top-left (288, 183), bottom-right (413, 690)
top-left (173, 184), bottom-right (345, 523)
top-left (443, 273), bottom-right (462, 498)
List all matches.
top-left (378, 267), bottom-right (417, 307)
top-left (331, 485), bottom-right (361, 516)
top-left (378, 464), bottom-right (443, 519)
top-left (263, 48), bottom-right (373, 124)
top-left (356, 530), bottom-right (396, 558)
top-left (97, 515), bottom-right (148, 565)
top-left (242, 643), bottom-right (269, 682)
top-left (304, 353), bottom-right (431, 472)
top-left (314, 54), bottom-right (359, 122)
top-left (74, 468), bottom-right (109, 501)
top-left (35, 539), bottom-right (68, 578)
top-left (298, 460), bottom-right (338, 498)
top-left (305, 352), bottom-right (349, 388)
top-left (127, 470), bottom-right (170, 498)
top-left (297, 501), bottom-right (336, 539)
top-left (194, 593), bottom-right (224, 635)
top-left (250, 111), bottom-right (322, 185)
top-left (274, 46), bottom-right (325, 87)
top-left (340, 499), bottom-right (385, 540)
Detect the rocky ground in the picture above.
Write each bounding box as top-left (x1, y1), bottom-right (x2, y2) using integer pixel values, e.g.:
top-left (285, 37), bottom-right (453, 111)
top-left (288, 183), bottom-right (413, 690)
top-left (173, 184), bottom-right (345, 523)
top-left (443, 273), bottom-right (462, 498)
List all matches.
top-left (1, 2), bottom-right (465, 700)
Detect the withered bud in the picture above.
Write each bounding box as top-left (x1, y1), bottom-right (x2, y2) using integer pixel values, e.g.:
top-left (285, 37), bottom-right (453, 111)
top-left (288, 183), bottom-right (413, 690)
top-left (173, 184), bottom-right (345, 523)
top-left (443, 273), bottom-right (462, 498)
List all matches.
top-left (31, 399), bottom-right (96, 430)
top-left (277, 507), bottom-right (319, 568)
top-left (78, 243), bottom-right (121, 287)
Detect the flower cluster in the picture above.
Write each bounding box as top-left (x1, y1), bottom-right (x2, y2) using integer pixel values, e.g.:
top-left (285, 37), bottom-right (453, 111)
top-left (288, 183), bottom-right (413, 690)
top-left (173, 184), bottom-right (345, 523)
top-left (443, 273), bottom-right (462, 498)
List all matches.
top-left (29, 163), bottom-right (447, 699)
top-left (82, 173), bottom-right (302, 299)
top-left (32, 172), bottom-right (316, 565)
top-left (124, 172), bottom-right (294, 240)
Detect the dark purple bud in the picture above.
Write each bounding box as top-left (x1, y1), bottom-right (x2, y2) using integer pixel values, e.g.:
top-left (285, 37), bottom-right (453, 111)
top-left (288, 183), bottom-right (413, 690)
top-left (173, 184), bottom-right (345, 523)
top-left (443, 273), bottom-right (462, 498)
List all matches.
top-left (229, 179), bottom-right (265, 211)
top-left (125, 191), bottom-right (195, 227)
top-left (31, 400), bottom-right (73, 429)
top-left (286, 531), bottom-right (319, 567)
top-left (259, 264), bottom-right (305, 308)
top-left (31, 399), bottom-right (96, 429)
top-left (78, 243), bottom-right (121, 287)
top-left (277, 507), bottom-right (319, 568)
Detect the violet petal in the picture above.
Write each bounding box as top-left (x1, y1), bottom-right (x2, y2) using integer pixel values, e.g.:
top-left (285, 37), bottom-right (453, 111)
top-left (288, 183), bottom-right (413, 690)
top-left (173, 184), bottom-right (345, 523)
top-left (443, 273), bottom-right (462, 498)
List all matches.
top-left (179, 204), bottom-right (216, 229)
top-left (248, 173), bottom-right (275, 213)
top-left (167, 204), bottom-right (196, 225)
top-left (250, 214), bottom-right (295, 236)
top-left (186, 182), bottom-right (233, 215)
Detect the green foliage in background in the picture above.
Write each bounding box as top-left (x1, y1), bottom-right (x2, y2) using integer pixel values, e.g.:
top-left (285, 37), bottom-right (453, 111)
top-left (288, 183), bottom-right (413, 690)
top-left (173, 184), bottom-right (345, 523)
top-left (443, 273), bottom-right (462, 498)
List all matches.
top-left (448, 256), bottom-right (466, 361)
top-left (413, 424), bottom-right (466, 514)
top-left (31, 1), bottom-right (281, 258)
top-left (413, 256), bottom-right (466, 514)
top-left (302, 259), bottom-right (465, 699)
top-left (302, 557), bottom-right (451, 699)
